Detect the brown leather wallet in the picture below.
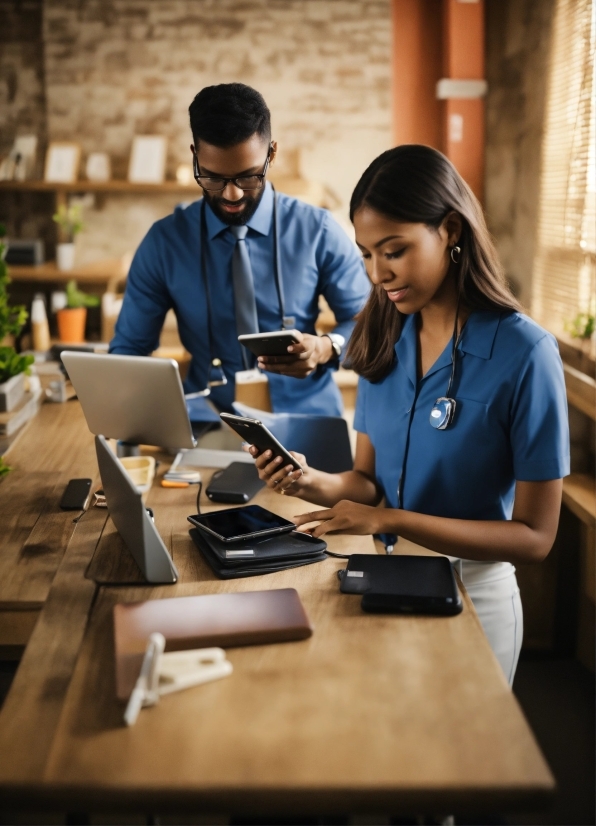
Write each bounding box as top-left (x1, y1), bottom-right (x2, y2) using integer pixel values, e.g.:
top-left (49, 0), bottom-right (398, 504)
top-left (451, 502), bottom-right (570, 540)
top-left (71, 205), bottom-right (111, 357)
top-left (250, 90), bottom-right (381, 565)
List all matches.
top-left (113, 587), bottom-right (313, 699)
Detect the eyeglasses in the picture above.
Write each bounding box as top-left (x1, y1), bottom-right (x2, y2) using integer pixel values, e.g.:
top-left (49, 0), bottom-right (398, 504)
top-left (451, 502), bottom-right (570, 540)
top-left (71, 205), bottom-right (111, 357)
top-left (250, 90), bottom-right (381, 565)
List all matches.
top-left (193, 145), bottom-right (272, 192)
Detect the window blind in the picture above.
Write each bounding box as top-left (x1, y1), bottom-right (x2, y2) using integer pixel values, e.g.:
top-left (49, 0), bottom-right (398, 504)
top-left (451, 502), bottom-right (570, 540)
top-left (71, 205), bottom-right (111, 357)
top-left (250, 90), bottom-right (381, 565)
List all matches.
top-left (532, 0), bottom-right (595, 355)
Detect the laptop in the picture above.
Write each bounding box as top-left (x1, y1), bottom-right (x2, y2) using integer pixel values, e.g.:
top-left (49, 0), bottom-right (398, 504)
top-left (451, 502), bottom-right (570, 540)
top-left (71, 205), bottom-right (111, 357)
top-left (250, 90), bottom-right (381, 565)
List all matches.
top-left (95, 434), bottom-right (178, 584)
top-left (61, 352), bottom-right (196, 450)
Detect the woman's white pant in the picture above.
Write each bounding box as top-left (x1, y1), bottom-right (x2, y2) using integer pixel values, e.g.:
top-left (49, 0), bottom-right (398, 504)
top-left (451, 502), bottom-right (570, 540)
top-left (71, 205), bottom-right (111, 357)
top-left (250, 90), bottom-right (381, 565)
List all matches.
top-left (454, 560), bottom-right (523, 686)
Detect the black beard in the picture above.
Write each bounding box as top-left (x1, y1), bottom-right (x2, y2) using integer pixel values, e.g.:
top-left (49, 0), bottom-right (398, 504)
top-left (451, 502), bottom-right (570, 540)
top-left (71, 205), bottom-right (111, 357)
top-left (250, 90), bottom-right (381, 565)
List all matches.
top-left (203, 187), bottom-right (265, 226)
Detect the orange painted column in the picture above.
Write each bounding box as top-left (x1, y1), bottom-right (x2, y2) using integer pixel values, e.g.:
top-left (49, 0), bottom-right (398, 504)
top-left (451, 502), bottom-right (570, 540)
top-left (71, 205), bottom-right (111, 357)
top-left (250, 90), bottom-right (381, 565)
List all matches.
top-left (441, 0), bottom-right (485, 201)
top-left (391, 0), bottom-right (443, 149)
top-left (391, 0), bottom-right (486, 200)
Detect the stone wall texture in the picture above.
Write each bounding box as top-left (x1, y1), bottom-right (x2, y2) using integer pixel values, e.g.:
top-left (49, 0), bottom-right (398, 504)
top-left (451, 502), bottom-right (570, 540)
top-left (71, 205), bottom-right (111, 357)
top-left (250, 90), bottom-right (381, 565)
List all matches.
top-left (2, 0), bottom-right (393, 263)
top-left (484, 0), bottom-right (556, 307)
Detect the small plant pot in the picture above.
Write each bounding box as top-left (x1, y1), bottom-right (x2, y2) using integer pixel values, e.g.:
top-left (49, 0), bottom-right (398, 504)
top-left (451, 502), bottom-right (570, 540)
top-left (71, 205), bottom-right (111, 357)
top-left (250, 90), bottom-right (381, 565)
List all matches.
top-left (0, 372), bottom-right (25, 413)
top-left (56, 242), bottom-right (75, 271)
top-left (57, 307), bottom-right (87, 343)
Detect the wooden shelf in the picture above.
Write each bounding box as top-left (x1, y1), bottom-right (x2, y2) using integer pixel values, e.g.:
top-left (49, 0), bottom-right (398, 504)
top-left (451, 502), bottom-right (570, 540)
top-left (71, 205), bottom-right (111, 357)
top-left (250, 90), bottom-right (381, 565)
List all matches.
top-left (7, 258), bottom-right (127, 286)
top-left (0, 179), bottom-right (199, 195)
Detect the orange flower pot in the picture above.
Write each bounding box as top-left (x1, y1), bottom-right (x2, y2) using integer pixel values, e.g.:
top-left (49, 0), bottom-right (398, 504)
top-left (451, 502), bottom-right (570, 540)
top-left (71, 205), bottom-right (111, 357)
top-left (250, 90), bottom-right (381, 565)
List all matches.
top-left (57, 307), bottom-right (87, 343)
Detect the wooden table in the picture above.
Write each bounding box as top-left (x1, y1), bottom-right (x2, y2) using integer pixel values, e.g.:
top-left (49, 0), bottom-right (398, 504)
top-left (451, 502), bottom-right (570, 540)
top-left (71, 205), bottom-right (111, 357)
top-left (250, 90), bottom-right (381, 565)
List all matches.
top-left (0, 401), bottom-right (555, 818)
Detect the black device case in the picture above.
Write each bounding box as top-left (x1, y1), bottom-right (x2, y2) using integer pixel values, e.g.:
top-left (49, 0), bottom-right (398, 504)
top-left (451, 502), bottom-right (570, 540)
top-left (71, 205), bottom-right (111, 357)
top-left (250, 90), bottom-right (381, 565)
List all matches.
top-left (339, 554), bottom-right (462, 615)
top-left (238, 332), bottom-right (299, 357)
top-left (189, 527), bottom-right (327, 579)
top-left (206, 462), bottom-right (265, 504)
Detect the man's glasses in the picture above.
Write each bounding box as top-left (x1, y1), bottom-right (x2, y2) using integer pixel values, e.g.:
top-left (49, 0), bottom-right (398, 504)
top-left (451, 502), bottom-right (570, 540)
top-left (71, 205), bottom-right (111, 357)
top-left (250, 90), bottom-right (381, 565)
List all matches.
top-left (193, 145), bottom-right (272, 192)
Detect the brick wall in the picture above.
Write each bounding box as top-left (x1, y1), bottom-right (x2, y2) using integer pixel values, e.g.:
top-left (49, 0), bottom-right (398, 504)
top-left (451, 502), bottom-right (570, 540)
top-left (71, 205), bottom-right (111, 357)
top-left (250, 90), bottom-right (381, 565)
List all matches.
top-left (2, 0), bottom-right (392, 263)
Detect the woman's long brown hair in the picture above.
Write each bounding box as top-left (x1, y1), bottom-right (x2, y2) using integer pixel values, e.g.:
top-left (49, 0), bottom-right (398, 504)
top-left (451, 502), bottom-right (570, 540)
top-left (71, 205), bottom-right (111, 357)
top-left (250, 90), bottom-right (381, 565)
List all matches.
top-left (345, 145), bottom-right (523, 382)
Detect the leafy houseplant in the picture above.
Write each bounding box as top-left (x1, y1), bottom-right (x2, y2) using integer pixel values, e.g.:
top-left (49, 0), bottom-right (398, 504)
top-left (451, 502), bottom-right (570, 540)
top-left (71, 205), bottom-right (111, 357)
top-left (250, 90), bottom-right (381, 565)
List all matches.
top-left (56, 279), bottom-right (100, 343)
top-left (0, 223), bottom-right (34, 413)
top-left (52, 203), bottom-right (84, 271)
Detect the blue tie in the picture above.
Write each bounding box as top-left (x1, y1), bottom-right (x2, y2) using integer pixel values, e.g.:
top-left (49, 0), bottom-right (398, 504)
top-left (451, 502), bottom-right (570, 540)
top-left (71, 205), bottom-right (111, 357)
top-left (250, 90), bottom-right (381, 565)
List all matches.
top-left (230, 225), bottom-right (258, 369)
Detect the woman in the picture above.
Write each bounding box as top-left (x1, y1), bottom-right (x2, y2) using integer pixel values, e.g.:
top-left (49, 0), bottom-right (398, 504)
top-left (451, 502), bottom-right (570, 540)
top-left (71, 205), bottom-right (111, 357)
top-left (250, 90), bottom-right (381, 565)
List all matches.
top-left (250, 145), bottom-right (569, 684)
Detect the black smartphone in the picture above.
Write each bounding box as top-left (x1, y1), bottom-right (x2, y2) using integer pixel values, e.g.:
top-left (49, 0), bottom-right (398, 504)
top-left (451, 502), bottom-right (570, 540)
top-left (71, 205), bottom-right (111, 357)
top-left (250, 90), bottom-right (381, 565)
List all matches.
top-left (59, 478), bottom-right (92, 510)
top-left (187, 504), bottom-right (295, 542)
top-left (238, 330), bottom-right (299, 358)
top-left (219, 413), bottom-right (303, 472)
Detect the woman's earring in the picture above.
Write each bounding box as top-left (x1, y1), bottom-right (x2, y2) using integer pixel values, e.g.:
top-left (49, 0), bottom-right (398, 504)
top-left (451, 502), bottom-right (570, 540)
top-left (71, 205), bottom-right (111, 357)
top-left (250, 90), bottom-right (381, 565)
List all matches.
top-left (450, 245), bottom-right (461, 264)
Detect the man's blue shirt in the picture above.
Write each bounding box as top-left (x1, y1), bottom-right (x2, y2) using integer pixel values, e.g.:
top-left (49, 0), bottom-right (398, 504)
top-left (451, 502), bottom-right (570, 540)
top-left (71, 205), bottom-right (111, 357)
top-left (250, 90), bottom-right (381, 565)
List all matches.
top-left (110, 183), bottom-right (370, 414)
top-left (354, 311), bottom-right (570, 522)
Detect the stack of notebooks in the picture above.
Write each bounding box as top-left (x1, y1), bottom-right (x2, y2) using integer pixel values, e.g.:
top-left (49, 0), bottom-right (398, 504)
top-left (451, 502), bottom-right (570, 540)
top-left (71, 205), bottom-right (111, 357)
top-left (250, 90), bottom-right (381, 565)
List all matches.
top-left (189, 527), bottom-right (328, 578)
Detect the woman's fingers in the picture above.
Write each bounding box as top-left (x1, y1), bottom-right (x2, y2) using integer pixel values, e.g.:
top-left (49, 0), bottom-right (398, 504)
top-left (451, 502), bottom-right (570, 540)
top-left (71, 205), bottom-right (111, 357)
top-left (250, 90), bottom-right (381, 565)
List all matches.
top-left (293, 508), bottom-right (335, 527)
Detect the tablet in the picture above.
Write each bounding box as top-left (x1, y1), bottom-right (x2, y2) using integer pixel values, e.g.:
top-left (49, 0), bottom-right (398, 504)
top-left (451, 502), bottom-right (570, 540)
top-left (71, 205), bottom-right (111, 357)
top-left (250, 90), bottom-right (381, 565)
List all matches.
top-left (187, 504), bottom-right (295, 542)
top-left (339, 554), bottom-right (462, 615)
top-left (238, 330), bottom-right (299, 357)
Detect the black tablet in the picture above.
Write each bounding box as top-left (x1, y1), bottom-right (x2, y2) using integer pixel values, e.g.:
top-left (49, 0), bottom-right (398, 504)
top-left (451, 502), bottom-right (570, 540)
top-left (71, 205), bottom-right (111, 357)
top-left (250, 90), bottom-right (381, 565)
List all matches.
top-left (339, 554), bottom-right (462, 615)
top-left (187, 504), bottom-right (295, 543)
top-left (238, 330), bottom-right (299, 357)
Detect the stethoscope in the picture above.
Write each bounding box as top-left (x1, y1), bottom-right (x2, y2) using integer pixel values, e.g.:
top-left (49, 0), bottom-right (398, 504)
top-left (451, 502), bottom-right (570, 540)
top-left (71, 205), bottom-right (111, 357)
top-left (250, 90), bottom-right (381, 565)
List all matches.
top-left (198, 187), bottom-right (295, 388)
top-left (429, 245), bottom-right (463, 431)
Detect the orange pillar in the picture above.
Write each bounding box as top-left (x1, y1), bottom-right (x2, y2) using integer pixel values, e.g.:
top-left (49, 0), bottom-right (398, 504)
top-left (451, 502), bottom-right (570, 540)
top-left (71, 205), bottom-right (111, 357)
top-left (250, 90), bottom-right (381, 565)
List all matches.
top-left (441, 0), bottom-right (485, 200)
top-left (391, 0), bottom-right (486, 200)
top-left (391, 0), bottom-right (443, 149)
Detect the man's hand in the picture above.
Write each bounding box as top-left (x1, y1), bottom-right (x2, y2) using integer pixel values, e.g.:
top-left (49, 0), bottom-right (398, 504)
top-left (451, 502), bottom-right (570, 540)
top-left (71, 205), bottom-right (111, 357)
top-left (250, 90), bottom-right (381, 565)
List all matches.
top-left (257, 331), bottom-right (332, 378)
top-left (292, 500), bottom-right (384, 538)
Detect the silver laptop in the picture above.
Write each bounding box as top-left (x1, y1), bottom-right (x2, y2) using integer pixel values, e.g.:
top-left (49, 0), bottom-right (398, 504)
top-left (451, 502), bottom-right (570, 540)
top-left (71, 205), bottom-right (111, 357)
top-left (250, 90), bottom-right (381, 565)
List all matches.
top-left (61, 352), bottom-right (195, 450)
top-left (95, 435), bottom-right (178, 584)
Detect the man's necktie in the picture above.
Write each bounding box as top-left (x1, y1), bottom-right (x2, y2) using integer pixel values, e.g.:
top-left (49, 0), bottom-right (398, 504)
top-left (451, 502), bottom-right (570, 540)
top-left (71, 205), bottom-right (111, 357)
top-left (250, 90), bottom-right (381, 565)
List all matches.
top-left (230, 224), bottom-right (258, 369)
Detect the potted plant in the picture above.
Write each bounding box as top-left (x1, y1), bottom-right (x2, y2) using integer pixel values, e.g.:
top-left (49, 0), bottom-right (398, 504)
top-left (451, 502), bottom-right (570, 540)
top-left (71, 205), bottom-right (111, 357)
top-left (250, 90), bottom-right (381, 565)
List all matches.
top-left (52, 203), bottom-right (84, 271)
top-left (56, 279), bottom-right (100, 343)
top-left (0, 224), bottom-right (34, 412)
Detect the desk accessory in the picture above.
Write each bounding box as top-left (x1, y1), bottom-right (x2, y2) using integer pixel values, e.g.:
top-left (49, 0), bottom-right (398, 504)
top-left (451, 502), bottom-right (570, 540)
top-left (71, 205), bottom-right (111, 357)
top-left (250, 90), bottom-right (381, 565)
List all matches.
top-left (114, 587), bottom-right (312, 699)
top-left (189, 526), bottom-right (327, 579)
top-left (95, 435), bottom-right (177, 584)
top-left (206, 461), bottom-right (264, 504)
top-left (123, 632), bottom-right (233, 727)
top-left (339, 554), bottom-right (462, 615)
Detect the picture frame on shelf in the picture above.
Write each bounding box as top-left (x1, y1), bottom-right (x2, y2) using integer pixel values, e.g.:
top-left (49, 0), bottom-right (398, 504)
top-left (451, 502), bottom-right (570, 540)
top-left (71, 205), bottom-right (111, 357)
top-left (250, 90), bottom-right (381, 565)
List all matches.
top-left (44, 142), bottom-right (81, 183)
top-left (85, 152), bottom-right (111, 182)
top-left (128, 136), bottom-right (167, 184)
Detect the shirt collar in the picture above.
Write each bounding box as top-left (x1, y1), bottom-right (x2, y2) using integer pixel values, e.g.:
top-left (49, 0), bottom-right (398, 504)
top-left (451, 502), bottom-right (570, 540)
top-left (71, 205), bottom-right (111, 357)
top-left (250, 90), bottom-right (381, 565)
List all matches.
top-left (459, 311), bottom-right (502, 360)
top-left (395, 310), bottom-right (503, 387)
top-left (204, 181), bottom-right (274, 240)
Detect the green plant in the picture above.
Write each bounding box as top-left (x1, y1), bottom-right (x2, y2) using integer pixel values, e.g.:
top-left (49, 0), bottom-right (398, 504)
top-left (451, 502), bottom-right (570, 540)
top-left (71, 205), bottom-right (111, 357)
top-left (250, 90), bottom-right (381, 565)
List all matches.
top-left (52, 203), bottom-right (84, 242)
top-left (0, 345), bottom-right (33, 384)
top-left (565, 312), bottom-right (595, 340)
top-left (0, 223), bottom-right (30, 343)
top-left (65, 280), bottom-right (100, 309)
top-left (0, 456), bottom-right (11, 478)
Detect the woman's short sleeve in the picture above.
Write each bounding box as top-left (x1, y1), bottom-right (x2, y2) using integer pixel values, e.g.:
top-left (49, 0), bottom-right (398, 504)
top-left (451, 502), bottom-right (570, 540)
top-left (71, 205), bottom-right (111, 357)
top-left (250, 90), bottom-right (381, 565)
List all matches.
top-left (510, 333), bottom-right (570, 481)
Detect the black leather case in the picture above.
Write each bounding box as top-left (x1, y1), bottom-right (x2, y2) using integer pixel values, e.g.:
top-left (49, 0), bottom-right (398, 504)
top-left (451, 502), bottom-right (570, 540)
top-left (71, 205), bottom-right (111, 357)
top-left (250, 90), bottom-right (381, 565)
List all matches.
top-left (206, 462), bottom-right (265, 504)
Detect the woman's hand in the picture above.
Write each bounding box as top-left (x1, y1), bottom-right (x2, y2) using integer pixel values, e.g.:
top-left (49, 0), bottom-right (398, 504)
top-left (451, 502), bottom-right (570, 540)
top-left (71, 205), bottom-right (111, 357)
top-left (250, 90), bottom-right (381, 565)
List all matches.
top-left (248, 445), bottom-right (309, 496)
top-left (292, 499), bottom-right (384, 537)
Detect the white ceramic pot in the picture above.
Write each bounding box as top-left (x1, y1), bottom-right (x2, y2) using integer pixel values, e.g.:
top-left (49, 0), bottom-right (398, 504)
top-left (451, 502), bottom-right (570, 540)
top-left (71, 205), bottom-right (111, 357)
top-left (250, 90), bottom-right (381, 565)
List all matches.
top-left (56, 242), bottom-right (75, 271)
top-left (0, 371), bottom-right (25, 413)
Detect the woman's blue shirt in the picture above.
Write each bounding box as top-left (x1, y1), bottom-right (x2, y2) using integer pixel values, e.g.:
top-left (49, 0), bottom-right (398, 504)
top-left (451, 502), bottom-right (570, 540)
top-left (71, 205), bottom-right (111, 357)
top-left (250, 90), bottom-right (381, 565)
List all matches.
top-left (353, 311), bottom-right (570, 521)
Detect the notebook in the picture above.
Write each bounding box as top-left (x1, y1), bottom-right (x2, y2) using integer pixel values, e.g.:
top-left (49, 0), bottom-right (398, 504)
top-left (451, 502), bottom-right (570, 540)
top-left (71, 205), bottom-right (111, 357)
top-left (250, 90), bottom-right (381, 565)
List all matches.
top-left (189, 527), bottom-right (328, 578)
top-left (113, 588), bottom-right (313, 699)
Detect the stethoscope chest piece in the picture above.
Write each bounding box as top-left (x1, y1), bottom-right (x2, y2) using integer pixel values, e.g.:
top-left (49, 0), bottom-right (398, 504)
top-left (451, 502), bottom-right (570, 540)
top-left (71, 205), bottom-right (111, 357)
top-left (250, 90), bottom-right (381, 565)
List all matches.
top-left (430, 396), bottom-right (456, 430)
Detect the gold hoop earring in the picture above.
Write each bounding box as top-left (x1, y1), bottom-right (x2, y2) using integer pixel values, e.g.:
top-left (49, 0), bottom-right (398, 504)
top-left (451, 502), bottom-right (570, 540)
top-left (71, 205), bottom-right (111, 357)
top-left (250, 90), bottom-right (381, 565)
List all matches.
top-left (450, 245), bottom-right (461, 264)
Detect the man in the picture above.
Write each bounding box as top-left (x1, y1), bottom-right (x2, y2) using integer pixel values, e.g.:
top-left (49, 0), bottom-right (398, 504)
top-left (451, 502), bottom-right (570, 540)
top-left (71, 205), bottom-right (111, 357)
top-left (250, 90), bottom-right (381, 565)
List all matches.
top-left (110, 83), bottom-right (369, 415)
